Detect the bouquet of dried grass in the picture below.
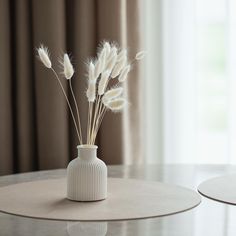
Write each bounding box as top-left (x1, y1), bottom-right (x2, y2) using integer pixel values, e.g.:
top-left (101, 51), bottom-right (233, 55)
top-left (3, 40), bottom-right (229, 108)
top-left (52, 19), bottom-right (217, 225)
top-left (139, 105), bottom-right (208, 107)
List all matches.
top-left (37, 42), bottom-right (145, 145)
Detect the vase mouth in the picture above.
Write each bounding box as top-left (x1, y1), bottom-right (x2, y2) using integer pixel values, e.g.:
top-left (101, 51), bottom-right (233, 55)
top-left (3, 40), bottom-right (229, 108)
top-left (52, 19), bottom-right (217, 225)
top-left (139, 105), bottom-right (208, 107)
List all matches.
top-left (77, 144), bottom-right (98, 149)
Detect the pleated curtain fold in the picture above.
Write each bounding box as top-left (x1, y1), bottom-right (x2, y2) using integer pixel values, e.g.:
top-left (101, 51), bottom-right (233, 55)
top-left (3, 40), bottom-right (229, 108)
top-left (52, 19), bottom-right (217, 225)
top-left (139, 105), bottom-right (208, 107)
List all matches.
top-left (0, 0), bottom-right (144, 175)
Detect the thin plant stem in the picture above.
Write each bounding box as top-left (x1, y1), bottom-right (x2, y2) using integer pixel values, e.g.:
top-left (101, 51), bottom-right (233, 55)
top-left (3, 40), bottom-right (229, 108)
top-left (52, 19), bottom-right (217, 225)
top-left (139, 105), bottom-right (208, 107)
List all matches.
top-left (92, 100), bottom-right (107, 144)
top-left (92, 106), bottom-right (107, 144)
top-left (87, 102), bottom-right (90, 144)
top-left (51, 68), bottom-right (82, 144)
top-left (90, 103), bottom-right (94, 144)
top-left (130, 58), bottom-right (136, 66)
top-left (92, 98), bottom-right (104, 143)
top-left (90, 76), bottom-right (113, 144)
top-left (69, 79), bottom-right (83, 143)
top-left (87, 102), bottom-right (92, 144)
top-left (87, 102), bottom-right (93, 144)
top-left (90, 95), bottom-right (101, 143)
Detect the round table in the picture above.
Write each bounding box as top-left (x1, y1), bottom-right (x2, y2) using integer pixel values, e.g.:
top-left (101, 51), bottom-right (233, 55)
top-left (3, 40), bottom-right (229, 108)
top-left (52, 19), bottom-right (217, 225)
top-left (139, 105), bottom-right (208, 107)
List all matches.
top-left (1, 165), bottom-right (236, 236)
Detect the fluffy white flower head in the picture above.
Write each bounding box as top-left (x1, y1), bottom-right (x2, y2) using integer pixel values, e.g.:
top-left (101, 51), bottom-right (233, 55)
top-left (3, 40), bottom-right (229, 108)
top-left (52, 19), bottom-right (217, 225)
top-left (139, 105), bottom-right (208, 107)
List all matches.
top-left (118, 65), bottom-right (131, 82)
top-left (37, 45), bottom-right (52, 68)
top-left (98, 70), bottom-right (110, 95)
top-left (63, 53), bottom-right (74, 79)
top-left (105, 98), bottom-right (127, 112)
top-left (86, 80), bottom-right (96, 102)
top-left (135, 51), bottom-right (146, 60)
top-left (102, 87), bottom-right (123, 105)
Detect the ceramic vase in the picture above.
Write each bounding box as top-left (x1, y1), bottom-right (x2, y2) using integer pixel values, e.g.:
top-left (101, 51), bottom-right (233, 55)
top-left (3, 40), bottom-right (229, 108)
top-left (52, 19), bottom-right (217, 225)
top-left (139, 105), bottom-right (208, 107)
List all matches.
top-left (67, 145), bottom-right (107, 201)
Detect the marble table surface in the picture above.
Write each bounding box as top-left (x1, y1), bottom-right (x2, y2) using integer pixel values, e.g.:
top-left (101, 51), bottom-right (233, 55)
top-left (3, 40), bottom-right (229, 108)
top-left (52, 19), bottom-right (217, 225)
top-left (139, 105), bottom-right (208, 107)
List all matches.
top-left (1, 164), bottom-right (236, 236)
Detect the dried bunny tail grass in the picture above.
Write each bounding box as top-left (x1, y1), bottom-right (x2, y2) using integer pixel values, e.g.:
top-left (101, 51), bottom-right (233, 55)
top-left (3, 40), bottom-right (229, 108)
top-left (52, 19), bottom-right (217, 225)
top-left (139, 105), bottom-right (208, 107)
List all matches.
top-left (94, 58), bottom-right (102, 79)
top-left (98, 48), bottom-right (107, 73)
top-left (104, 42), bottom-right (111, 56)
top-left (98, 70), bottom-right (110, 95)
top-left (135, 51), bottom-right (146, 60)
top-left (106, 46), bottom-right (118, 64)
top-left (94, 41), bottom-right (114, 75)
top-left (106, 52), bottom-right (117, 72)
top-left (118, 64), bottom-right (131, 82)
top-left (106, 98), bottom-right (127, 112)
top-left (117, 49), bottom-right (127, 62)
top-left (86, 80), bottom-right (96, 102)
top-left (111, 54), bottom-right (127, 78)
top-left (37, 45), bottom-right (52, 68)
top-left (63, 53), bottom-right (74, 79)
top-left (88, 61), bottom-right (95, 81)
top-left (102, 87), bottom-right (124, 105)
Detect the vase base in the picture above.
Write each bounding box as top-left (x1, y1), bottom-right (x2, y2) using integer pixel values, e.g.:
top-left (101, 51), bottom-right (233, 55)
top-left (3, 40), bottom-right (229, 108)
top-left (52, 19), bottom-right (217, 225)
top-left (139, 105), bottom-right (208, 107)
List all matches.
top-left (67, 196), bottom-right (106, 202)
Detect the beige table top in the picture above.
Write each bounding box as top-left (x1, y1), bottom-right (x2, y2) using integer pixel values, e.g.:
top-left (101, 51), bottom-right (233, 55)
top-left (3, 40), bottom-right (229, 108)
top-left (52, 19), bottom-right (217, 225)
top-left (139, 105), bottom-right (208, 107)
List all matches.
top-left (0, 164), bottom-right (236, 235)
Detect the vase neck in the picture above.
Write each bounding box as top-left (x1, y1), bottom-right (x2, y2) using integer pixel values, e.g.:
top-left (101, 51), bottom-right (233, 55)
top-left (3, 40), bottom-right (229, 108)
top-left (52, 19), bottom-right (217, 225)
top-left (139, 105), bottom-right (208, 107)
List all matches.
top-left (77, 145), bottom-right (97, 161)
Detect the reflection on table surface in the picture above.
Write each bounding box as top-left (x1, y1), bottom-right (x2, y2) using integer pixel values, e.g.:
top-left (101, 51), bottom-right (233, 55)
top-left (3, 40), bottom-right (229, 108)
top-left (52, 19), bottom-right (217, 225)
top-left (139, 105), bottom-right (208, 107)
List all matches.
top-left (0, 165), bottom-right (236, 236)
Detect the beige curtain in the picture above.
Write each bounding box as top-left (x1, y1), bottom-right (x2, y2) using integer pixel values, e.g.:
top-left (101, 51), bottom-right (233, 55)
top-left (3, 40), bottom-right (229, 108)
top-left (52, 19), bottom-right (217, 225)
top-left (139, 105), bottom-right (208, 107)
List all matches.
top-left (0, 0), bottom-right (144, 175)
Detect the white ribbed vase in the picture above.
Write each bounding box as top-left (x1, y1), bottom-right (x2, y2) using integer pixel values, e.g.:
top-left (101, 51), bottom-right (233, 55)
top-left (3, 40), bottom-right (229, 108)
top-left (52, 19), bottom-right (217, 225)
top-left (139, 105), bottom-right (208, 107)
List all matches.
top-left (67, 145), bottom-right (107, 201)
